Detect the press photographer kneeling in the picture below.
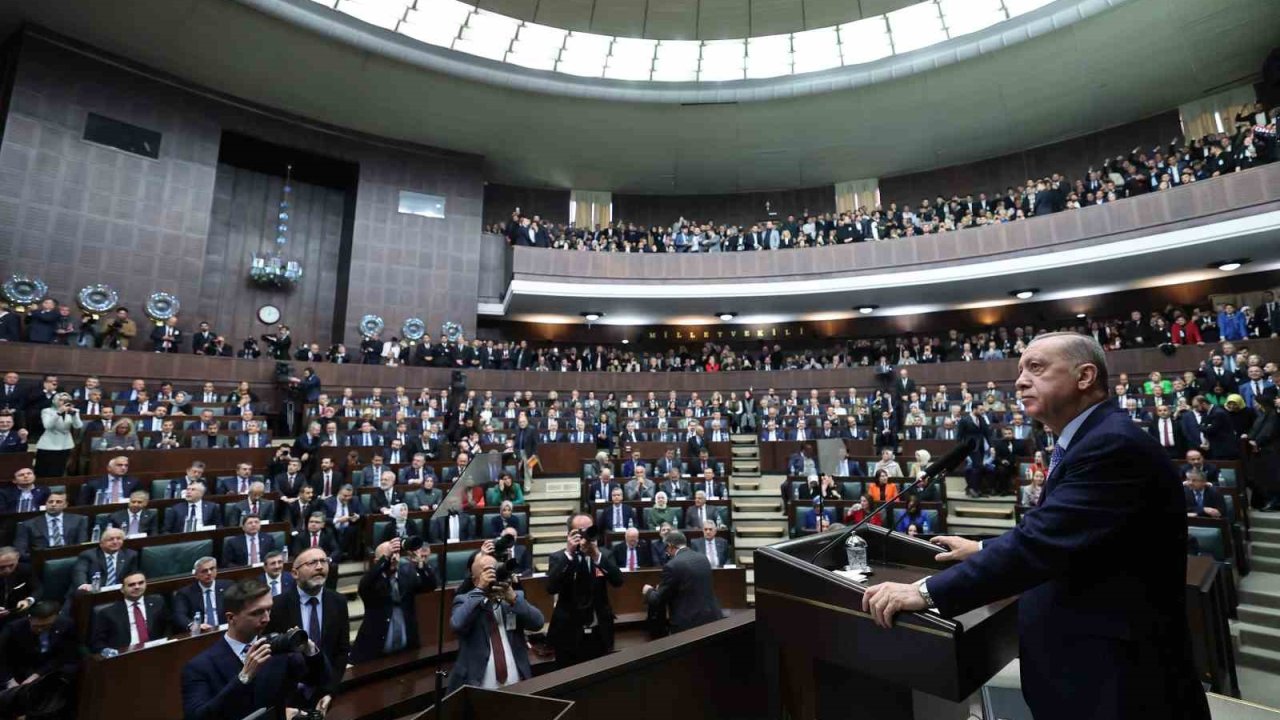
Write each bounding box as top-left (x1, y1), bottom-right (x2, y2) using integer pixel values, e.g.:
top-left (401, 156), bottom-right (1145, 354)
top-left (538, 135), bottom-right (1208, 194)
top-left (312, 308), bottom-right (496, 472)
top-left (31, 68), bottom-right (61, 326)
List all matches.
top-left (181, 579), bottom-right (333, 720)
top-left (447, 535), bottom-right (544, 692)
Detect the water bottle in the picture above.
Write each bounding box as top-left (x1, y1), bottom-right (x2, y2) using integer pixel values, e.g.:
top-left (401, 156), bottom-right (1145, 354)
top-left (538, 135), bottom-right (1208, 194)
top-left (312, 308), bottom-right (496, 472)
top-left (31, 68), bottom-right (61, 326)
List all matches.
top-left (627, 517), bottom-right (634, 530)
top-left (91, 571), bottom-right (102, 592)
top-left (91, 524), bottom-right (102, 543)
top-left (845, 534), bottom-right (869, 573)
top-left (190, 611), bottom-right (203, 634)
top-left (95, 489), bottom-right (105, 506)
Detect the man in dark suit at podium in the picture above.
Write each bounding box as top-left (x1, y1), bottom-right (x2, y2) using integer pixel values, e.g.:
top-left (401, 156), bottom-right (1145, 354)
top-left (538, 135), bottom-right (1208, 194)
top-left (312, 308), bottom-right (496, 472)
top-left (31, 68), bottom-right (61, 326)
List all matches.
top-left (864, 333), bottom-right (1208, 720)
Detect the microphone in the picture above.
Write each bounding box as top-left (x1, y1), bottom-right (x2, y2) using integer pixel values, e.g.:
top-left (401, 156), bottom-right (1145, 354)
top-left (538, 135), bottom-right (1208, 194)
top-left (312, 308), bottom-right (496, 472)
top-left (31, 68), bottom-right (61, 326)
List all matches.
top-left (808, 441), bottom-right (972, 566)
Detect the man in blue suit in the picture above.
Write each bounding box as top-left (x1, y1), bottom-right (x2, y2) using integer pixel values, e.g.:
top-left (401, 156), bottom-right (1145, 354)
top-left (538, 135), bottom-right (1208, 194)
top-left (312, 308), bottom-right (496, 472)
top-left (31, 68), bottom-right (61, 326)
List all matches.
top-left (180, 578), bottom-right (332, 720)
top-left (222, 515), bottom-right (278, 567)
top-left (78, 455), bottom-right (140, 506)
top-left (0, 467), bottom-right (49, 513)
top-left (865, 333), bottom-right (1208, 720)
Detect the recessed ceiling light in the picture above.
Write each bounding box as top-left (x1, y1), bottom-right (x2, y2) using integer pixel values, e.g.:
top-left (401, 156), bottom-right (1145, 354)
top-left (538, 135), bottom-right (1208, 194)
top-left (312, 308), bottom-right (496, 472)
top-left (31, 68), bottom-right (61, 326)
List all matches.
top-left (1208, 258), bottom-right (1249, 272)
top-left (856, 305), bottom-right (879, 314)
top-left (580, 312), bottom-right (602, 322)
top-left (1010, 289), bottom-right (1038, 300)
top-left (1076, 313), bottom-right (1087, 319)
top-left (717, 312), bottom-right (738, 321)
top-left (621, 339), bottom-right (629, 344)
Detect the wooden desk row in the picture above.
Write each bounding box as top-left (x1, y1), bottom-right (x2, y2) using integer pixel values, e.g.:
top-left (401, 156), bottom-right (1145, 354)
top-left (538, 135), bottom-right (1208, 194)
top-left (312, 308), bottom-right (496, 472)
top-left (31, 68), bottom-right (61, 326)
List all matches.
top-left (76, 567), bottom-right (748, 720)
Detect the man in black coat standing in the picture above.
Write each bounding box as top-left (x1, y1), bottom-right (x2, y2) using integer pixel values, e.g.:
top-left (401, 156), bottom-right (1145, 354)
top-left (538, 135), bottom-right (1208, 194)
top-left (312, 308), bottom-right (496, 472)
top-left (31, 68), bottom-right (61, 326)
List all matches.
top-left (642, 530), bottom-right (723, 634)
top-left (348, 538), bottom-right (436, 664)
top-left (546, 513), bottom-right (623, 669)
top-left (957, 405), bottom-right (995, 497)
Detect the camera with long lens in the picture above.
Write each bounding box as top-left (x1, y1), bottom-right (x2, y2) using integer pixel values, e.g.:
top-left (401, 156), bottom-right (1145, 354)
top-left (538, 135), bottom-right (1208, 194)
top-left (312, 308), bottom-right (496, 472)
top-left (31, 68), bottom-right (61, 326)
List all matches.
top-left (570, 525), bottom-right (599, 550)
top-left (491, 533), bottom-right (520, 584)
top-left (263, 627), bottom-right (309, 654)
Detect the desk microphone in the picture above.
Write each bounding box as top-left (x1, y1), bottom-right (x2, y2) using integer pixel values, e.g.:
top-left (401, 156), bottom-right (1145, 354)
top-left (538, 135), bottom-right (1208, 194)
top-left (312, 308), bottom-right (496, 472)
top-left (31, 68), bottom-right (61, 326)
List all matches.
top-left (809, 441), bottom-right (971, 565)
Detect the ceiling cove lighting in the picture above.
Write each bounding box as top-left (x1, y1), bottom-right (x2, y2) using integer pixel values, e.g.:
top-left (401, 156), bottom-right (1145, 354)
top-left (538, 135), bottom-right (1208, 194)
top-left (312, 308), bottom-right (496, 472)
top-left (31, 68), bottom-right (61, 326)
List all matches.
top-left (1010, 289), bottom-right (1038, 300)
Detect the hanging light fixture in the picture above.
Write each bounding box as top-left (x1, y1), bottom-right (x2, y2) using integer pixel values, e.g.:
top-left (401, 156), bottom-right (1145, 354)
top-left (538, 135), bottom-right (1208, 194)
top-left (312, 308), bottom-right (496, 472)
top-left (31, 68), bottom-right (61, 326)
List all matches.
top-left (250, 164), bottom-right (304, 288)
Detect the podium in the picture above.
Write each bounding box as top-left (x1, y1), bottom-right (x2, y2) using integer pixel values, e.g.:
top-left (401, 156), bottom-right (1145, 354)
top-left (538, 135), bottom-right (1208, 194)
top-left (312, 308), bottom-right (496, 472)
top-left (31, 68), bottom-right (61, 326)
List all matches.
top-left (754, 525), bottom-right (1019, 720)
top-left (416, 686), bottom-right (575, 720)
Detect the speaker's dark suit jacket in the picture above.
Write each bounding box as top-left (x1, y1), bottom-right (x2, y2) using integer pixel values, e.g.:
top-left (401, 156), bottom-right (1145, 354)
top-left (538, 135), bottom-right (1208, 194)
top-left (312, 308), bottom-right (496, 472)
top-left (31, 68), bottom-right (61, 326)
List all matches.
top-left (89, 594), bottom-right (169, 652)
top-left (927, 404), bottom-right (1208, 720)
top-left (643, 547), bottom-right (723, 633)
top-left (180, 629), bottom-right (332, 720)
top-left (266, 588), bottom-right (350, 690)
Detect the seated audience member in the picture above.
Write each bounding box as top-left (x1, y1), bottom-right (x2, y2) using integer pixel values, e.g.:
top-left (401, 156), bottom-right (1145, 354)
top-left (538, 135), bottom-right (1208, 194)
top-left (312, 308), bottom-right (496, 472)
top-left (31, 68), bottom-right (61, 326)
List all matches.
top-left (429, 505), bottom-right (477, 543)
top-left (689, 519), bottom-right (730, 568)
top-left (486, 472), bottom-right (525, 505)
top-left (237, 419), bottom-right (270, 449)
top-left (0, 467), bottom-right (49, 513)
top-left (382, 439), bottom-right (408, 466)
top-left (166, 461), bottom-right (208, 499)
top-left (1180, 449), bottom-right (1221, 485)
top-left (79, 455), bottom-right (140, 506)
top-left (866, 469), bottom-right (900, 504)
top-left (622, 465), bottom-right (657, 501)
top-left (285, 485), bottom-right (325, 530)
top-left (368, 470), bottom-right (402, 515)
top-left (1184, 470), bottom-right (1227, 518)
top-left (291, 512), bottom-right (342, 563)
top-left (638, 496), bottom-right (679, 539)
top-left (163, 481), bottom-right (221, 533)
top-left (693, 467), bottom-right (726, 500)
top-left (223, 514), bottom-right (277, 567)
top-left (189, 420), bottom-right (230, 449)
top-left (349, 420), bottom-right (383, 448)
top-left (620, 450), bottom-right (646, 479)
top-left (801, 504), bottom-right (837, 531)
top-left (683, 490), bottom-right (725, 530)
top-left (324, 484), bottom-right (362, 554)
top-left (349, 538), bottom-right (437, 664)
top-left (70, 527), bottom-right (138, 593)
top-left (488, 500), bottom-right (523, 536)
top-left (261, 551), bottom-right (296, 597)
top-left (180, 579), bottom-right (333, 720)
top-left (378, 503), bottom-right (426, 546)
top-left (15, 492), bottom-right (87, 559)
top-left (0, 600), bottom-right (79, 698)
top-left (309, 457), bottom-right (344, 499)
top-left (1021, 470), bottom-right (1046, 507)
top-left (397, 453), bottom-right (436, 485)
top-left (227, 481), bottom-right (275, 526)
top-left (89, 571), bottom-right (169, 653)
top-left (597, 487), bottom-right (638, 532)
top-left (216, 462), bottom-right (259, 496)
top-left (588, 468), bottom-right (620, 505)
top-left (660, 468), bottom-right (691, 500)
top-left (355, 453), bottom-right (387, 488)
top-left (651, 523), bottom-right (674, 566)
top-left (0, 547), bottom-right (38, 627)
top-left (150, 419), bottom-right (184, 449)
top-left (642, 531), bottom-right (723, 635)
top-left (894, 497), bottom-right (931, 536)
top-left (446, 549), bottom-right (544, 691)
top-left (407, 476), bottom-right (444, 512)
top-left (843, 495), bottom-right (883, 526)
top-left (0, 414), bottom-right (29, 454)
top-left (611, 527), bottom-right (655, 570)
top-left (171, 557), bottom-right (230, 632)
top-left (872, 449), bottom-right (903, 478)
top-left (265, 548), bottom-right (350, 692)
top-left (831, 447), bottom-right (863, 478)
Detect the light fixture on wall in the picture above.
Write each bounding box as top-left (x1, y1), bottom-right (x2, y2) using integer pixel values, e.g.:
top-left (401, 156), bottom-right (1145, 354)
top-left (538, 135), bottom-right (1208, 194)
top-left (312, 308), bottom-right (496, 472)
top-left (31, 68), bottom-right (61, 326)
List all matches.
top-left (249, 164), bottom-right (304, 289)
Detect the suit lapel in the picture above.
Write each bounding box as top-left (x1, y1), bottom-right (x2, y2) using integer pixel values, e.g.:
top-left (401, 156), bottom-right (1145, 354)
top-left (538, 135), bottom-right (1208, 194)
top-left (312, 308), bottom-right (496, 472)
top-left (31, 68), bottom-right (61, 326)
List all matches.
top-left (1042, 404), bottom-right (1114, 499)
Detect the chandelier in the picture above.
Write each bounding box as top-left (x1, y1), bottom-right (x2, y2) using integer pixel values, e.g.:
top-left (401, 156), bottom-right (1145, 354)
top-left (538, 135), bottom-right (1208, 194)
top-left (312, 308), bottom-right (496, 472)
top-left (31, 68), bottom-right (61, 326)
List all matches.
top-left (249, 164), bottom-right (304, 289)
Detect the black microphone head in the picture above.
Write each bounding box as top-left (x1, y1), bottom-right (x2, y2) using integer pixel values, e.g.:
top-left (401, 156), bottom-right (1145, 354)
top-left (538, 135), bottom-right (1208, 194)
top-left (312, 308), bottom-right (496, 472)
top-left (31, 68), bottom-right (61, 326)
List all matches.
top-left (924, 441), bottom-right (972, 477)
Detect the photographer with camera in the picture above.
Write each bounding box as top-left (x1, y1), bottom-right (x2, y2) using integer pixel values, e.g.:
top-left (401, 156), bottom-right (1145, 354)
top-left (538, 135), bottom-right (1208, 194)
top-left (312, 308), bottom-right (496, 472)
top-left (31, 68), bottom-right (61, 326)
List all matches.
top-left (546, 513), bottom-right (622, 669)
top-left (348, 537), bottom-right (437, 664)
top-left (35, 392), bottom-right (81, 478)
top-left (181, 579), bottom-right (332, 720)
top-left (447, 548), bottom-right (545, 692)
top-left (261, 325), bottom-right (293, 361)
top-left (98, 307), bottom-right (136, 350)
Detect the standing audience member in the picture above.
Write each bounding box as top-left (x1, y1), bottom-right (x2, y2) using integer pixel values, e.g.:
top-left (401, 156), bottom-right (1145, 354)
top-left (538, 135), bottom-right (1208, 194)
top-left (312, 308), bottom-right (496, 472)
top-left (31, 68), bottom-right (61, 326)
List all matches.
top-left (447, 550), bottom-right (545, 691)
top-left (348, 538), bottom-right (437, 664)
top-left (643, 531), bottom-right (724, 635)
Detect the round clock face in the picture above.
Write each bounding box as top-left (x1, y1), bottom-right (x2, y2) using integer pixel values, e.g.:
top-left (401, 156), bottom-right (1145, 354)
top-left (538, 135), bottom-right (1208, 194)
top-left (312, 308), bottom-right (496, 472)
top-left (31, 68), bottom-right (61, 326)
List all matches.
top-left (257, 304), bottom-right (281, 324)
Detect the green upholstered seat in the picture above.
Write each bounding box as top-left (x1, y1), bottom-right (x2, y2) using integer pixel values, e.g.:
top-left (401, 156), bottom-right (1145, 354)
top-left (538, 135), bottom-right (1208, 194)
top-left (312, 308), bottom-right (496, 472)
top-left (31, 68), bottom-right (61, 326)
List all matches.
top-left (140, 539), bottom-right (215, 579)
top-left (40, 556), bottom-right (79, 601)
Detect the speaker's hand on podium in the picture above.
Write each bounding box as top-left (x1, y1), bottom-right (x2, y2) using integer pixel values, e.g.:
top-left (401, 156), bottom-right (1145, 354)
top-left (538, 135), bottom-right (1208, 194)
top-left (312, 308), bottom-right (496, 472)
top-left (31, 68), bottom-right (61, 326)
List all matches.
top-left (931, 535), bottom-right (980, 562)
top-left (862, 583), bottom-right (926, 629)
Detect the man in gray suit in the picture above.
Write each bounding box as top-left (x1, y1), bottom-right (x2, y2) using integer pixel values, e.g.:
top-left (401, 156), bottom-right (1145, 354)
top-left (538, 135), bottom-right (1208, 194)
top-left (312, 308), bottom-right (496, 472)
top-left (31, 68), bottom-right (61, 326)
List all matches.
top-left (623, 465), bottom-right (657, 501)
top-left (689, 520), bottom-right (730, 568)
top-left (447, 550), bottom-right (545, 691)
top-left (642, 531), bottom-right (723, 634)
top-left (15, 492), bottom-right (87, 560)
top-left (189, 422), bottom-right (230, 449)
top-left (225, 482), bottom-right (276, 527)
top-left (70, 527), bottom-right (139, 593)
